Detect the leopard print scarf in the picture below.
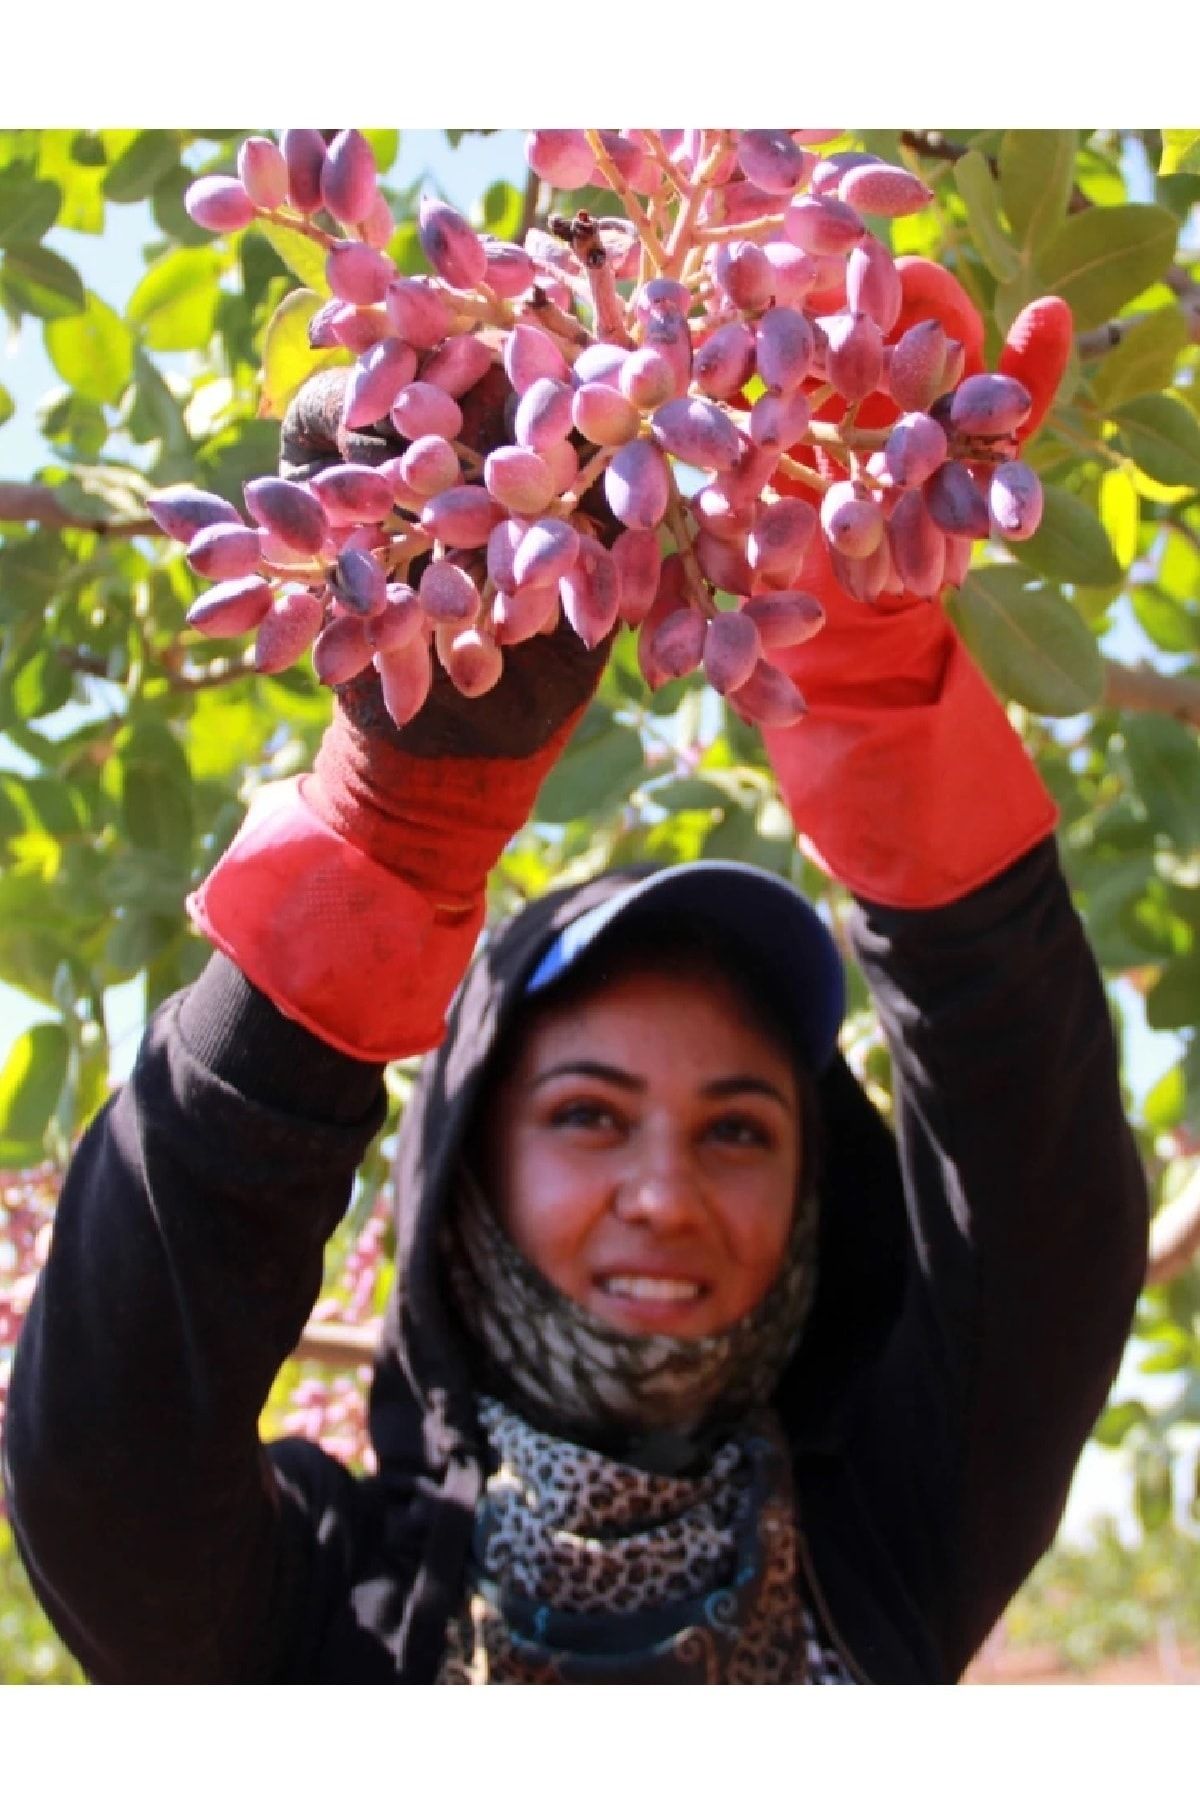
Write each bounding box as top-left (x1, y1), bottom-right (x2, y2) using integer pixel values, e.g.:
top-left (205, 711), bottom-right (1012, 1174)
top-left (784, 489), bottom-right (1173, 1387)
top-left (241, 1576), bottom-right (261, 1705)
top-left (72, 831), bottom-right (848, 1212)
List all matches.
top-left (437, 1399), bottom-right (850, 1684)
top-left (435, 1170), bottom-right (853, 1683)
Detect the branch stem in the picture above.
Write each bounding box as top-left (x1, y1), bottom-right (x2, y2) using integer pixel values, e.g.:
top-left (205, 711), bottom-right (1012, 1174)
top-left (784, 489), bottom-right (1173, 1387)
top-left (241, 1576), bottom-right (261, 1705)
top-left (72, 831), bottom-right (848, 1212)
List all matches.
top-left (583, 131), bottom-right (664, 275)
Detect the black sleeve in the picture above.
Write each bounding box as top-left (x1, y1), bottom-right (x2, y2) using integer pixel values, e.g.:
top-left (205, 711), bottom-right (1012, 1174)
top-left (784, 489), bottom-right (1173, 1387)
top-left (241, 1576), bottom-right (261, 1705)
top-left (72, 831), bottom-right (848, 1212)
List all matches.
top-left (844, 837), bottom-right (1148, 1676)
top-left (1, 953), bottom-right (387, 1682)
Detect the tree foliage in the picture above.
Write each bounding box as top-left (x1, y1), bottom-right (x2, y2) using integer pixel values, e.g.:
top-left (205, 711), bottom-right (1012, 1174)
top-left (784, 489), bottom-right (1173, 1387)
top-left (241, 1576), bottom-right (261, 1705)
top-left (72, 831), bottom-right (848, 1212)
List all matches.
top-left (1, 127), bottom-right (1199, 1680)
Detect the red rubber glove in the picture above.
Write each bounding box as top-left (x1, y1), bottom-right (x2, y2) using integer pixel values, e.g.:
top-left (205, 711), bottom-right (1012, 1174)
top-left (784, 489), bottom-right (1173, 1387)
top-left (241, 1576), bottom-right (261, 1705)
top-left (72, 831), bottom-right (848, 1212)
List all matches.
top-left (760, 274), bottom-right (1071, 910)
top-left (189, 368), bottom-right (613, 1062)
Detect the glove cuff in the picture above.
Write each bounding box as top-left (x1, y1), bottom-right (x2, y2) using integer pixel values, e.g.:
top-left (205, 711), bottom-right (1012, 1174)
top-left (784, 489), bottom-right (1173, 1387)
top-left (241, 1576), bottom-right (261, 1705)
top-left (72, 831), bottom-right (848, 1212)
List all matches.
top-left (187, 779), bottom-right (486, 1062)
top-left (305, 706), bottom-right (581, 908)
top-left (763, 636), bottom-right (1058, 909)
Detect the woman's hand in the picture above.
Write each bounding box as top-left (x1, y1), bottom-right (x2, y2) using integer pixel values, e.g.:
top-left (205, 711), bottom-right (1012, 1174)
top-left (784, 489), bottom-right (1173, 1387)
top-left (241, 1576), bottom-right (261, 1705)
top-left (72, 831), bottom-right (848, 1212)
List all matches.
top-left (186, 363), bottom-right (620, 1060)
top-left (755, 271), bottom-right (1072, 909)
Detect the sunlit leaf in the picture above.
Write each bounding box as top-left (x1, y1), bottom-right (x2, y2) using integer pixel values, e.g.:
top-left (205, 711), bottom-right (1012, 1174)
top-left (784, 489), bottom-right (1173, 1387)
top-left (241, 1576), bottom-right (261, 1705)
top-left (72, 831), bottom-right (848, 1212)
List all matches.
top-left (44, 290), bottom-right (134, 404)
top-left (0, 1022), bottom-right (68, 1165)
top-left (1097, 468), bottom-right (1139, 568)
top-left (259, 287), bottom-right (350, 421)
top-left (1159, 130), bottom-right (1200, 177)
top-left (361, 129), bottom-right (400, 175)
top-left (255, 218), bottom-right (331, 295)
top-left (1131, 587), bottom-right (1199, 653)
top-left (126, 247), bottom-right (221, 352)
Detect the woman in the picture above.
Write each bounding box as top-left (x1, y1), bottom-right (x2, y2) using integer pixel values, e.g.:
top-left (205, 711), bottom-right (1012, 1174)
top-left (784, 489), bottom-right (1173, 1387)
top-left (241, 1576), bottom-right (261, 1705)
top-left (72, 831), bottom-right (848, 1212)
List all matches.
top-left (2, 328), bottom-right (1147, 1684)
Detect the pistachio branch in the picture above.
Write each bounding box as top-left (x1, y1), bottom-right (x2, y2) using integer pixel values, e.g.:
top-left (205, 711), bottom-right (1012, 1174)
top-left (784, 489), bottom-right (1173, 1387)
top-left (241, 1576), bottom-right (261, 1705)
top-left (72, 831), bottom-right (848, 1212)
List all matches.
top-left (583, 131), bottom-right (664, 276)
top-left (663, 470), bottom-right (716, 617)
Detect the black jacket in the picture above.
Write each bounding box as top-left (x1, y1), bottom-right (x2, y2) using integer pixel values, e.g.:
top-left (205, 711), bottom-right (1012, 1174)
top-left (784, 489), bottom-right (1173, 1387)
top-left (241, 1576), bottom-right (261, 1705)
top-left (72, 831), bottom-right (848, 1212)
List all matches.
top-left (2, 837), bottom-right (1147, 1682)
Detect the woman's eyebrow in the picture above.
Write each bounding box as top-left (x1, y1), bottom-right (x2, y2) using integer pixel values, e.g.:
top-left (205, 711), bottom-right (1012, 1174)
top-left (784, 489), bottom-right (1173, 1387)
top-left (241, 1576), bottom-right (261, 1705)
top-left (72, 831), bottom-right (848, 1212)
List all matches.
top-left (529, 1060), bottom-right (645, 1091)
top-left (702, 1075), bottom-right (794, 1110)
top-left (528, 1065), bottom-right (793, 1109)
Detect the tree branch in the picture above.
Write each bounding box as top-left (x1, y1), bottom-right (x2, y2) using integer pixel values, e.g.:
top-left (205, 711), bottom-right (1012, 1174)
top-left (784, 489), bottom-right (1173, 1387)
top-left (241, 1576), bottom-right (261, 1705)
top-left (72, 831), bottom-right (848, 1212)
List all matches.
top-left (294, 1319), bottom-right (381, 1369)
top-left (517, 162), bottom-right (543, 241)
top-left (899, 129), bottom-right (1092, 213)
top-left (1102, 658), bottom-right (1200, 728)
top-left (0, 481), bottom-right (162, 538)
top-left (1146, 1169), bottom-right (1200, 1286)
top-left (1077, 289), bottom-right (1200, 358)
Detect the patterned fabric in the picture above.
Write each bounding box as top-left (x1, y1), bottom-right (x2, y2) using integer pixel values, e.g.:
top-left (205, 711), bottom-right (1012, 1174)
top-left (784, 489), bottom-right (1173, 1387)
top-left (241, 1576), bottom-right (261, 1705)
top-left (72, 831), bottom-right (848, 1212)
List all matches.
top-left (441, 1165), bottom-right (820, 1467)
top-left (437, 1398), bottom-right (855, 1684)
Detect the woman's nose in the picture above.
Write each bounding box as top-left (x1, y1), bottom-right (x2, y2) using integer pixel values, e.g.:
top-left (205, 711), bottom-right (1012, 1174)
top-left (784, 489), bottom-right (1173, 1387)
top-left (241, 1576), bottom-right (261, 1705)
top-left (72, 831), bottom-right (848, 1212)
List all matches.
top-left (612, 1132), bottom-right (704, 1231)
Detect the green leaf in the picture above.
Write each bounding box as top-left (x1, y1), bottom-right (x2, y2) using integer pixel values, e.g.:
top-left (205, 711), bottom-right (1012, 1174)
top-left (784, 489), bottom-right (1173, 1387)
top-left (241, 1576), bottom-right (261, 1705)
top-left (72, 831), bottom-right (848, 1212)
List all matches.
top-left (1009, 484), bottom-right (1125, 586)
top-left (643, 776), bottom-right (736, 814)
top-left (361, 129), bottom-right (400, 175)
top-left (948, 564), bottom-right (1104, 716)
top-left (1122, 715), bottom-right (1200, 854)
top-left (1091, 308), bottom-right (1190, 411)
top-left (0, 241), bottom-right (85, 319)
top-left (150, 164), bottom-right (213, 247)
top-left (1143, 1061), bottom-right (1186, 1133)
top-left (69, 130), bottom-right (107, 166)
top-left (952, 148), bottom-right (1020, 281)
top-left (36, 387), bottom-right (108, 458)
top-left (534, 715), bottom-right (645, 823)
top-left (1159, 130), bottom-right (1200, 177)
top-left (101, 129), bottom-right (179, 203)
top-left (0, 168), bottom-right (61, 247)
top-left (1097, 468), bottom-right (1139, 568)
top-left (36, 129), bottom-right (105, 233)
top-left (44, 290), bottom-right (134, 405)
top-left (1146, 957), bottom-right (1200, 1032)
top-left (111, 717), bottom-right (193, 861)
top-left (999, 130), bottom-right (1077, 253)
top-left (254, 218), bottom-right (331, 295)
top-left (1092, 1398), bottom-right (1150, 1448)
top-left (479, 179), bottom-right (523, 242)
top-left (1159, 525), bottom-right (1200, 603)
top-left (126, 246), bottom-right (221, 352)
top-left (1112, 394), bottom-right (1200, 491)
top-left (0, 1022), bottom-right (68, 1166)
top-left (195, 417), bottom-right (283, 508)
top-left (106, 909), bottom-right (180, 979)
top-left (1131, 588), bottom-right (1199, 654)
top-left (8, 648), bottom-right (72, 720)
top-left (259, 287), bottom-right (350, 421)
top-left (1037, 203), bottom-right (1178, 332)
top-left (0, 382), bottom-right (12, 427)
top-left (126, 348), bottom-right (191, 461)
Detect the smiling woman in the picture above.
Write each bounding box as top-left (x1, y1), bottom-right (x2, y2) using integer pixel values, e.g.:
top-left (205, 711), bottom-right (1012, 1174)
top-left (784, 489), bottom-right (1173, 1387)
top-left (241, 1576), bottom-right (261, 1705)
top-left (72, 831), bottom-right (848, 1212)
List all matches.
top-left (475, 933), bottom-right (805, 1341)
top-left (3, 321), bottom-right (1148, 1687)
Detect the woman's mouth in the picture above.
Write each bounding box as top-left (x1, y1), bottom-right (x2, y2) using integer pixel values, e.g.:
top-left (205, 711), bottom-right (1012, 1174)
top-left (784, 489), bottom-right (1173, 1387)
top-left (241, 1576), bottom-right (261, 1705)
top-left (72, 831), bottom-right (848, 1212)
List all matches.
top-left (597, 1274), bottom-right (705, 1303)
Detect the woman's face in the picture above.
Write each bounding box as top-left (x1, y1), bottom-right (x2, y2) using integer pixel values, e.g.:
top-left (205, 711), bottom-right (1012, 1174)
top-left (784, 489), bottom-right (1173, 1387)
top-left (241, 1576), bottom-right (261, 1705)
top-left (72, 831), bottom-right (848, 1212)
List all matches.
top-left (479, 966), bottom-right (802, 1339)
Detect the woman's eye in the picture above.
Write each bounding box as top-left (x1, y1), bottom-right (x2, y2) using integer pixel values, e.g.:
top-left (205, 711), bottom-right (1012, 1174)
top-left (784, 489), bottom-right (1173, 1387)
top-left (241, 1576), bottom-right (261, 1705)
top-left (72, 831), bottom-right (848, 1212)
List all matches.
top-left (708, 1115), bottom-right (771, 1149)
top-left (550, 1100), bottom-right (620, 1131)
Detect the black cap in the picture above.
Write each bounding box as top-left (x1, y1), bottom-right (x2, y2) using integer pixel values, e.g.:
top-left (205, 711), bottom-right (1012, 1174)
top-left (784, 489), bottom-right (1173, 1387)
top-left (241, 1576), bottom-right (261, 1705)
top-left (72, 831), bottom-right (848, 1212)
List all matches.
top-left (524, 859), bottom-right (846, 1071)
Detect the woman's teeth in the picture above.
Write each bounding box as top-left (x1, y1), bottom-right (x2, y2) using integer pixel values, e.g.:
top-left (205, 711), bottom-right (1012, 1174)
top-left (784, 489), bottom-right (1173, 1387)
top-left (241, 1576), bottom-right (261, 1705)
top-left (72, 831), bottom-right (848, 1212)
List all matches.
top-left (600, 1275), bottom-right (703, 1301)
